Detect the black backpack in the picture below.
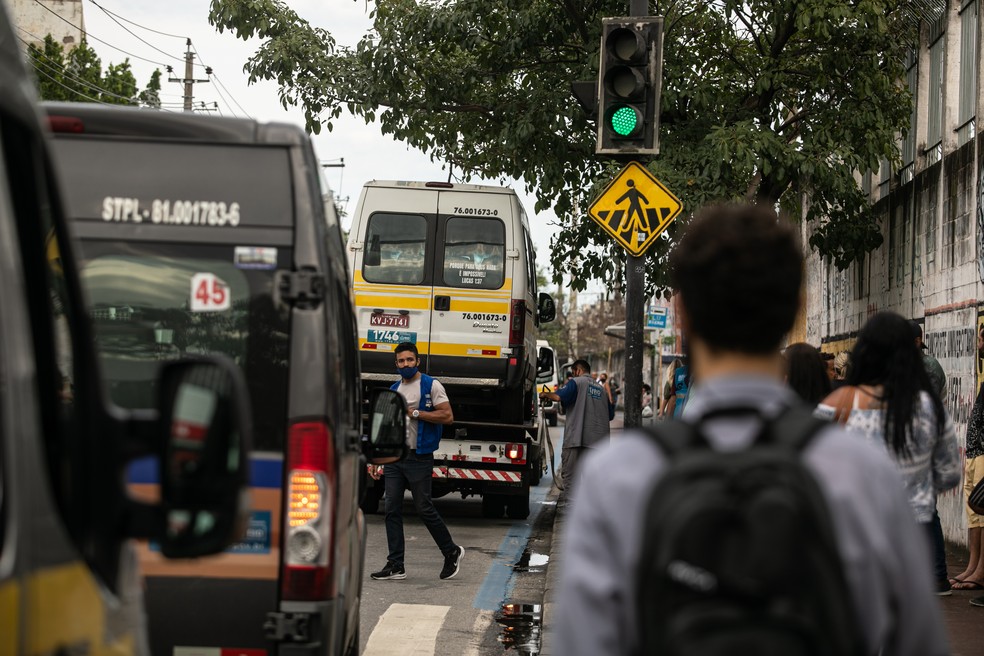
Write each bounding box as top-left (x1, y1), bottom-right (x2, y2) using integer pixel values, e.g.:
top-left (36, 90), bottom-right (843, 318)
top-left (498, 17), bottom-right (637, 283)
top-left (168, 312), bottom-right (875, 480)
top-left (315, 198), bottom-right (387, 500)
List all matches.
top-left (635, 404), bottom-right (867, 656)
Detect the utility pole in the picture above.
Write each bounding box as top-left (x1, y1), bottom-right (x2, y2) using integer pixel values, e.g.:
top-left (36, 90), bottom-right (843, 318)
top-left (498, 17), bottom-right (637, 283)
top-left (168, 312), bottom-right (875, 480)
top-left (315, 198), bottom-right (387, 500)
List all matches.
top-left (168, 39), bottom-right (210, 112)
top-left (622, 0), bottom-right (650, 429)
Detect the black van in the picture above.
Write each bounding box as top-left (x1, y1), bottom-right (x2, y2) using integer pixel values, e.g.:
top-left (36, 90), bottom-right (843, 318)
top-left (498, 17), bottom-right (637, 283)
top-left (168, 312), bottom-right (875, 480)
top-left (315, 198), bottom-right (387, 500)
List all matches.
top-left (0, 9), bottom-right (256, 653)
top-left (42, 102), bottom-right (374, 656)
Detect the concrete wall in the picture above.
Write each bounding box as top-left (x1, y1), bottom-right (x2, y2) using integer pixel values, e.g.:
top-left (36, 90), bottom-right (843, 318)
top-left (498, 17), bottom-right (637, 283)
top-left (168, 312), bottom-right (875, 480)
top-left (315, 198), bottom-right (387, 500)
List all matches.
top-left (804, 2), bottom-right (984, 545)
top-left (10, 0), bottom-right (83, 50)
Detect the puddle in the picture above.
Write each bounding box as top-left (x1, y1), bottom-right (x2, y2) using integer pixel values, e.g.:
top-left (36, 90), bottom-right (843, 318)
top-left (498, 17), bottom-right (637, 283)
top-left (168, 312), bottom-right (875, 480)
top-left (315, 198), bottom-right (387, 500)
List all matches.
top-left (512, 547), bottom-right (550, 573)
top-left (495, 602), bottom-right (542, 654)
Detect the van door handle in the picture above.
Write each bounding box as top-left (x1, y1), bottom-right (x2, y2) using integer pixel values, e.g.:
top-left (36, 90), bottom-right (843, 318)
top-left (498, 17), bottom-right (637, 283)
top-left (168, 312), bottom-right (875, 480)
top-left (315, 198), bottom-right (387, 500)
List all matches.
top-left (434, 295), bottom-right (451, 311)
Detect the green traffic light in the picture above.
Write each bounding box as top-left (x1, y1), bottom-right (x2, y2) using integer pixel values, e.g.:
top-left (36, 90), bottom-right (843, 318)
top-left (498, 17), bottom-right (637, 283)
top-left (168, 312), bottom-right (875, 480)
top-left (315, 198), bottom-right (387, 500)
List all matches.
top-left (610, 106), bottom-right (638, 136)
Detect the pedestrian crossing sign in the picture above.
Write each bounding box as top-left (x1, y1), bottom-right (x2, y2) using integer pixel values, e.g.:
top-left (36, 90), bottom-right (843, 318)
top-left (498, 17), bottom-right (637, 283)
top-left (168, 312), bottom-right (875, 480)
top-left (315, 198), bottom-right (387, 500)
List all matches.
top-left (587, 161), bottom-right (683, 256)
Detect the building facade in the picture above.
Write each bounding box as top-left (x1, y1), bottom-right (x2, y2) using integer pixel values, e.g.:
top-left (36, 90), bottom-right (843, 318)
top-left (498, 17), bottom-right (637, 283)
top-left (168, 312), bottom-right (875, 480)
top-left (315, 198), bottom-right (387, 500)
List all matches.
top-left (10, 0), bottom-right (83, 50)
top-left (804, 0), bottom-right (982, 544)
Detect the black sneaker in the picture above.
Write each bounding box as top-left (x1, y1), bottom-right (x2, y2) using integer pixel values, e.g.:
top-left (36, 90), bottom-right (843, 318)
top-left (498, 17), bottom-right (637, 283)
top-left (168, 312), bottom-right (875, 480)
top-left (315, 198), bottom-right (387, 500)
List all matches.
top-left (370, 561), bottom-right (406, 580)
top-left (937, 579), bottom-right (953, 596)
top-left (970, 595), bottom-right (984, 607)
top-left (440, 545), bottom-right (463, 580)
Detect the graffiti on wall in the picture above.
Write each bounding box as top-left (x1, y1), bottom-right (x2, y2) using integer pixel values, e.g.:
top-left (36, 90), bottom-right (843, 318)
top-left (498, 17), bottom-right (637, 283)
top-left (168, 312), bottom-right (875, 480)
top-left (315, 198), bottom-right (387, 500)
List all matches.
top-left (978, 159), bottom-right (984, 283)
top-left (926, 313), bottom-right (978, 447)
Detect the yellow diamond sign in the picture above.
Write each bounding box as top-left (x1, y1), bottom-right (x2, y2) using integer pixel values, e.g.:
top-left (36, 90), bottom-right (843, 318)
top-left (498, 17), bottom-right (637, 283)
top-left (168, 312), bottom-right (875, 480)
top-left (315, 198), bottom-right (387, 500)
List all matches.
top-left (587, 161), bottom-right (683, 256)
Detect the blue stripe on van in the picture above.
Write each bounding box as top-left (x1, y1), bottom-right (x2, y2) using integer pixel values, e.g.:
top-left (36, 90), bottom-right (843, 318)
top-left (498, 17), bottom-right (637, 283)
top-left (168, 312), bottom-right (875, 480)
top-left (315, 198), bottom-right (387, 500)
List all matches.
top-left (127, 455), bottom-right (284, 488)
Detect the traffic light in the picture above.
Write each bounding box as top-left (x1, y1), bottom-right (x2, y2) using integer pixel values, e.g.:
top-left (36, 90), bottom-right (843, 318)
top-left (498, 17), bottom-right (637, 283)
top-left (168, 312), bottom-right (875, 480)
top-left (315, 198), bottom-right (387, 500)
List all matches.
top-left (596, 17), bottom-right (663, 157)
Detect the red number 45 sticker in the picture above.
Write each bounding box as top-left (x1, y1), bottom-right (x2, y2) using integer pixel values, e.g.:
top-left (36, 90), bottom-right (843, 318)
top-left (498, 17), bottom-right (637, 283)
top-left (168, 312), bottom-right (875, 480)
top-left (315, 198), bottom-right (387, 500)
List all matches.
top-left (190, 272), bottom-right (230, 312)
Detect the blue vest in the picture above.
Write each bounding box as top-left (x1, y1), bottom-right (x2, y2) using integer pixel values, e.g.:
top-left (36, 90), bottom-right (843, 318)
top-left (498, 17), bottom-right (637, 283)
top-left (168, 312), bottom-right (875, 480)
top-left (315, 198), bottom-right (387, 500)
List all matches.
top-left (391, 373), bottom-right (443, 454)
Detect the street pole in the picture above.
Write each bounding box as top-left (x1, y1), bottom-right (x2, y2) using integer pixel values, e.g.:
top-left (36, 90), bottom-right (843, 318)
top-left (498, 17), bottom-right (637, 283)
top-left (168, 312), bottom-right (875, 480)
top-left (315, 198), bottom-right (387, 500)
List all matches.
top-left (622, 0), bottom-right (650, 429)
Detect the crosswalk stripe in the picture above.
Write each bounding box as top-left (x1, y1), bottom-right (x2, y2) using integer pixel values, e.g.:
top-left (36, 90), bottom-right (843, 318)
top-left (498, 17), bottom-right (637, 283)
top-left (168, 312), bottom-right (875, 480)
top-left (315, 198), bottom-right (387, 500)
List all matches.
top-left (363, 603), bottom-right (450, 655)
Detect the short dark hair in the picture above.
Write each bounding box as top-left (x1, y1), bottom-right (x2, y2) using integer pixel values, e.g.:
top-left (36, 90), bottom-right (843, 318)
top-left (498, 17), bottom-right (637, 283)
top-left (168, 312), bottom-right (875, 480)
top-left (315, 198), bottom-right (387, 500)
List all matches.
top-left (783, 342), bottom-right (832, 405)
top-left (571, 359), bottom-right (591, 373)
top-left (394, 342), bottom-right (418, 358)
top-left (670, 203), bottom-right (802, 354)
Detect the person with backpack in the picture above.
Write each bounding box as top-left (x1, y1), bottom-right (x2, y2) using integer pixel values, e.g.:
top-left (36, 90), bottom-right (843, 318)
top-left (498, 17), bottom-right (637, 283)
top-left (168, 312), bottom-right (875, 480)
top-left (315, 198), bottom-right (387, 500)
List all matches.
top-left (818, 313), bottom-right (961, 596)
top-left (553, 203), bottom-right (950, 656)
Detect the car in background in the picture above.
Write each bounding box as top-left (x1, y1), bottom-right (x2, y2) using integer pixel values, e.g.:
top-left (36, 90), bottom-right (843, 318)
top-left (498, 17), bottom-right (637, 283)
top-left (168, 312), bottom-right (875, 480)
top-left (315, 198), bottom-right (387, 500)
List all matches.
top-left (536, 339), bottom-right (561, 426)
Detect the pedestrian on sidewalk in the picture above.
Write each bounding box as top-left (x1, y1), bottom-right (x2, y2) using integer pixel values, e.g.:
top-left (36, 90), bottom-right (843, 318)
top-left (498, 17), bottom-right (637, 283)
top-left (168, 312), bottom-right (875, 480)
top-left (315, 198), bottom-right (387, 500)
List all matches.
top-left (553, 202), bottom-right (950, 655)
top-left (951, 324), bottom-right (984, 603)
top-left (369, 342), bottom-right (463, 581)
top-left (783, 342), bottom-right (831, 406)
top-left (818, 312), bottom-right (960, 596)
top-left (539, 359), bottom-right (613, 510)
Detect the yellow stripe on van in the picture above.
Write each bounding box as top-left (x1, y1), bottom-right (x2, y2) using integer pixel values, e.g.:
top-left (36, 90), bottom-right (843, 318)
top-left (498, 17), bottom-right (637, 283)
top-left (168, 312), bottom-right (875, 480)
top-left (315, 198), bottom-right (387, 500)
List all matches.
top-left (450, 300), bottom-right (510, 313)
top-left (22, 561), bottom-right (136, 655)
top-left (355, 294), bottom-right (431, 310)
top-left (0, 579), bottom-right (19, 655)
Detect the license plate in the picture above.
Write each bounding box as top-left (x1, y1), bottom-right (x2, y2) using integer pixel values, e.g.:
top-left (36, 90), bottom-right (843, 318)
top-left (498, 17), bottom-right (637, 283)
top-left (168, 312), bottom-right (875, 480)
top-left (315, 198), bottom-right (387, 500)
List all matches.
top-left (370, 313), bottom-right (410, 328)
top-left (368, 329), bottom-right (416, 344)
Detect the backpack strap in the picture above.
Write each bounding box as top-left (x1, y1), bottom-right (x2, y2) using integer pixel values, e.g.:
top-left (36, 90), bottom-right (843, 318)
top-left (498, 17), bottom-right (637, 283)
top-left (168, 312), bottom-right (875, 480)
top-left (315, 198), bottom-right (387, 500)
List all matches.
top-left (763, 403), bottom-right (830, 452)
top-left (644, 403), bottom-right (828, 457)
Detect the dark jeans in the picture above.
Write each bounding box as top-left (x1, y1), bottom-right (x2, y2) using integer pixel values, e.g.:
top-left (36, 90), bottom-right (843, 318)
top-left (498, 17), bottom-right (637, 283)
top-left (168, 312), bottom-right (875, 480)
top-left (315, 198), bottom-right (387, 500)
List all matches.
top-left (384, 451), bottom-right (455, 566)
top-left (925, 508), bottom-right (949, 583)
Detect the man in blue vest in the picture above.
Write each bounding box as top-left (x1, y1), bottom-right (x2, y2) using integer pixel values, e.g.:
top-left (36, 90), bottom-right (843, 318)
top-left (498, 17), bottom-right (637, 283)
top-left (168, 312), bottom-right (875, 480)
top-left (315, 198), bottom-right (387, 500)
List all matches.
top-left (369, 342), bottom-right (463, 581)
top-left (540, 359), bottom-right (614, 510)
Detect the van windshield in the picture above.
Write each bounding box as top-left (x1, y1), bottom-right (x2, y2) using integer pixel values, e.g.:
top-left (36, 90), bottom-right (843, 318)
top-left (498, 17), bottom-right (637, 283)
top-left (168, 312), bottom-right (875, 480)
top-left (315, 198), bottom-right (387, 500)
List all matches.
top-left (77, 241), bottom-right (290, 451)
top-left (363, 213), bottom-right (427, 285)
top-left (443, 217), bottom-right (505, 289)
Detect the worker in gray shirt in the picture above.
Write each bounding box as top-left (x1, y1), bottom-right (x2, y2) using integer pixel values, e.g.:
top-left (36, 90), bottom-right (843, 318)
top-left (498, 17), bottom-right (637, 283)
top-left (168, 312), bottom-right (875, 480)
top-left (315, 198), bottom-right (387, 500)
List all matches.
top-left (554, 203), bottom-right (950, 656)
top-left (540, 359), bottom-right (613, 509)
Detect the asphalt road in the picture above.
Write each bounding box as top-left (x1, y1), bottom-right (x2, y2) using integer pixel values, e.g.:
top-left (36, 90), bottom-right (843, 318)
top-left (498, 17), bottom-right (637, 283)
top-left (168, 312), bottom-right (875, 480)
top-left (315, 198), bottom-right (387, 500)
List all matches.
top-left (357, 424), bottom-right (564, 655)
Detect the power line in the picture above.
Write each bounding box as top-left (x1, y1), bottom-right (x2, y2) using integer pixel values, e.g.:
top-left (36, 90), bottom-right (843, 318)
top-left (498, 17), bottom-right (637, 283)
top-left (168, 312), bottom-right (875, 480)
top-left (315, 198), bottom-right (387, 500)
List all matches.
top-left (85, 0), bottom-right (187, 40)
top-left (86, 0), bottom-right (200, 66)
top-left (189, 42), bottom-right (253, 119)
top-left (28, 0), bottom-right (170, 68)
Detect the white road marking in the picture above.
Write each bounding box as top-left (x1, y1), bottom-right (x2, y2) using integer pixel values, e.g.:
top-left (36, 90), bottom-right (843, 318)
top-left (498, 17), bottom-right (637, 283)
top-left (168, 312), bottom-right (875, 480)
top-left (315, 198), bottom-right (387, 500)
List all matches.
top-left (462, 610), bottom-right (494, 656)
top-left (363, 603), bottom-right (451, 656)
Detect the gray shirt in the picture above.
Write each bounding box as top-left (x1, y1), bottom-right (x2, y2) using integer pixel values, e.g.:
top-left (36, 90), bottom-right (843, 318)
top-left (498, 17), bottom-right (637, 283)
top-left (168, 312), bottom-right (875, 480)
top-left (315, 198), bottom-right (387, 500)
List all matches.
top-left (563, 374), bottom-right (611, 448)
top-left (554, 375), bottom-right (950, 656)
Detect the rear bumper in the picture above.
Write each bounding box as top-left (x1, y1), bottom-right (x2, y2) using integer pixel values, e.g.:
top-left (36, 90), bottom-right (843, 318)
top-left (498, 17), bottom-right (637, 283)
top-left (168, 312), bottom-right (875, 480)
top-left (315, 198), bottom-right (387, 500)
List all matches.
top-left (271, 598), bottom-right (349, 656)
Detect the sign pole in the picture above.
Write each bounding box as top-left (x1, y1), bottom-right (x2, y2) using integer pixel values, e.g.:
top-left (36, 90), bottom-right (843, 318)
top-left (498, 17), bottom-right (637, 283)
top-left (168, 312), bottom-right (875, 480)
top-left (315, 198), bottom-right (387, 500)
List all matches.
top-left (622, 0), bottom-right (650, 429)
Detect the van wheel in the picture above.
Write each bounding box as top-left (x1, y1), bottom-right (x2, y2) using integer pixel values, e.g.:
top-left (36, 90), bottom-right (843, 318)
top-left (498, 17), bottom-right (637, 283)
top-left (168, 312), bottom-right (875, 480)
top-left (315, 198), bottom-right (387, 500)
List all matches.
top-left (344, 627), bottom-right (359, 656)
top-left (360, 484), bottom-right (383, 514)
top-left (548, 412), bottom-right (558, 427)
top-left (506, 492), bottom-right (531, 520)
top-left (482, 494), bottom-right (506, 518)
top-left (529, 455), bottom-right (542, 486)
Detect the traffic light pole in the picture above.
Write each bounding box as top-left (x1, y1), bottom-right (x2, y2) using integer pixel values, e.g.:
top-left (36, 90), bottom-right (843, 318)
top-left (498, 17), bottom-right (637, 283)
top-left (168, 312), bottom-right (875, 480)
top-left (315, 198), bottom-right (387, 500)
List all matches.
top-left (622, 0), bottom-right (649, 430)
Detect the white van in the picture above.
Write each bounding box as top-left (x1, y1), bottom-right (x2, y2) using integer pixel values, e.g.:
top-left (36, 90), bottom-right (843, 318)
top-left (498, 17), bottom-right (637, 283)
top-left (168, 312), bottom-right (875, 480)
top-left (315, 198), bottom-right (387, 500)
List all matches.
top-left (347, 180), bottom-right (555, 425)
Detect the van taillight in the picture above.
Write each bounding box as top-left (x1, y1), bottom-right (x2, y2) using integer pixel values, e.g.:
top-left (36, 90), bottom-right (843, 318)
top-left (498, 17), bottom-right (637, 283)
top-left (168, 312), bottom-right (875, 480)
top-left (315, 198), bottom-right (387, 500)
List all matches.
top-left (282, 421), bottom-right (336, 601)
top-left (505, 443), bottom-right (525, 461)
top-left (509, 300), bottom-right (526, 346)
top-left (46, 116), bottom-right (84, 133)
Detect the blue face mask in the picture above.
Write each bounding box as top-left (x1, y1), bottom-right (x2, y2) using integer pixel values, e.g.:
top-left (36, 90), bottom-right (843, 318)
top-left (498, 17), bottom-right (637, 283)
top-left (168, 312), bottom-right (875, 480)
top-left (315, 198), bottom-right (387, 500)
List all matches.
top-left (397, 366), bottom-right (418, 379)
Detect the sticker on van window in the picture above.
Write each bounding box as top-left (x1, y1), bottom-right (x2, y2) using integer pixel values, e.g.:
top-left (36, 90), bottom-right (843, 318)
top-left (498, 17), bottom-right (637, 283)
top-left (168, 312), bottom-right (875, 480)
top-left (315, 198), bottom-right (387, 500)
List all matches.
top-left (234, 246), bottom-right (277, 270)
top-left (227, 511), bottom-right (271, 554)
top-left (368, 329), bottom-right (416, 344)
top-left (190, 273), bottom-right (231, 312)
top-left (100, 197), bottom-right (241, 226)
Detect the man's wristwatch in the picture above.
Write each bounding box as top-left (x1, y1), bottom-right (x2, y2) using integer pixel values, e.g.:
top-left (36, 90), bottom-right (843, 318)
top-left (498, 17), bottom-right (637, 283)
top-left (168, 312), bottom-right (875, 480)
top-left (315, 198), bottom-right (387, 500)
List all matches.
top-left (411, 409), bottom-right (420, 418)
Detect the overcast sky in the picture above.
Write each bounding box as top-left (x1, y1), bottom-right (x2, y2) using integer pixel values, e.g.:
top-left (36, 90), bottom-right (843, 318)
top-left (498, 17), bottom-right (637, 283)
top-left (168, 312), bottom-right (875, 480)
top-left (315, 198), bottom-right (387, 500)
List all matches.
top-left (67, 0), bottom-right (591, 294)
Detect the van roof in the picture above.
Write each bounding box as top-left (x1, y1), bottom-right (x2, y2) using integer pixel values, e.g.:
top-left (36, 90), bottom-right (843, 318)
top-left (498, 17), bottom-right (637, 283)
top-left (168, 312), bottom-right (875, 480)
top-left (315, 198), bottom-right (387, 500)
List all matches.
top-left (363, 180), bottom-right (517, 195)
top-left (41, 102), bottom-right (305, 145)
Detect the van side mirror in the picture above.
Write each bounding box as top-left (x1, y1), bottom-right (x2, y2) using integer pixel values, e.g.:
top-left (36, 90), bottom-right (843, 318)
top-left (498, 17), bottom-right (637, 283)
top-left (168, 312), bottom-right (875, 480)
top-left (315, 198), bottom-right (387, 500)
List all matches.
top-left (365, 234), bottom-right (381, 267)
top-left (536, 347), bottom-right (555, 379)
top-left (157, 357), bottom-right (251, 558)
top-left (364, 389), bottom-right (408, 464)
top-left (537, 292), bottom-right (556, 323)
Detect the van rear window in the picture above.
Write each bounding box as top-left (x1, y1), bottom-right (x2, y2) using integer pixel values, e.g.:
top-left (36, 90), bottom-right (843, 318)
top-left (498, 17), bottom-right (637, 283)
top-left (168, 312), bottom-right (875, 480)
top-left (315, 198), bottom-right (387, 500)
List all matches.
top-left (77, 242), bottom-right (290, 451)
top-left (363, 213), bottom-right (427, 285)
top-left (50, 139), bottom-right (294, 228)
top-left (443, 217), bottom-right (505, 289)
